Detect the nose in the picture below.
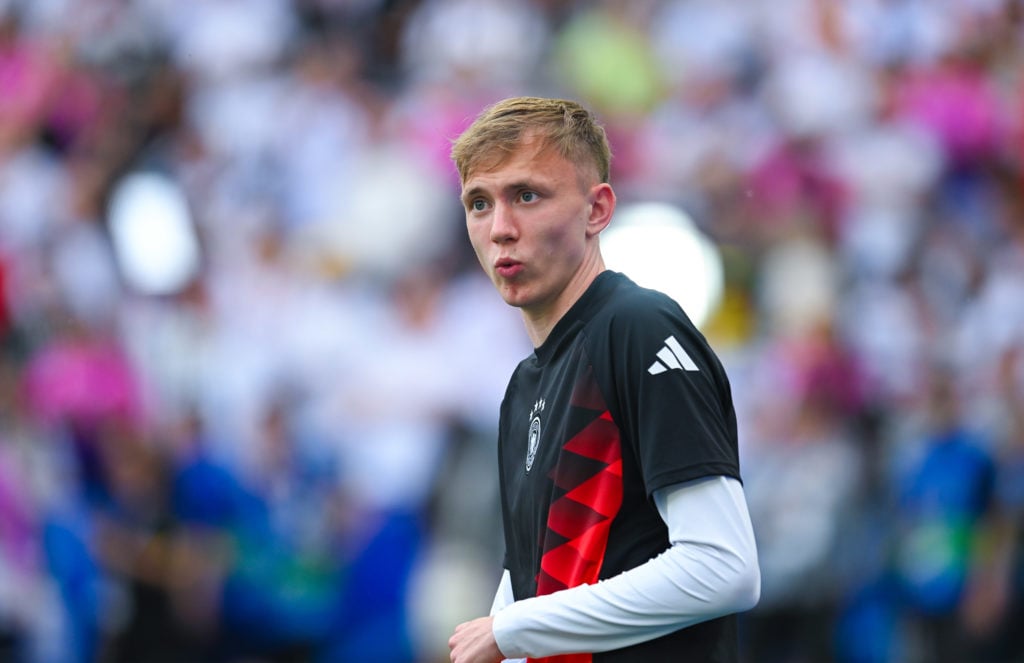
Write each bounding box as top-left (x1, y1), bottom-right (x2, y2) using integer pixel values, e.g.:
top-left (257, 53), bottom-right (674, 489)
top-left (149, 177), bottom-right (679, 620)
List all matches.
top-left (490, 201), bottom-right (518, 243)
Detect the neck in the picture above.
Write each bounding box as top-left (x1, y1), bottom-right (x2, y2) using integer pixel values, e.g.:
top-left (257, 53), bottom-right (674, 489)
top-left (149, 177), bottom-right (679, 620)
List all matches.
top-left (522, 254), bottom-right (605, 347)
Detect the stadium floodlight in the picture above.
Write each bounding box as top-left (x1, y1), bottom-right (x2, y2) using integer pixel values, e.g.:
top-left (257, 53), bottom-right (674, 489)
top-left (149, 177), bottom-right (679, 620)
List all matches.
top-left (107, 172), bottom-right (201, 296)
top-left (602, 202), bottom-right (724, 329)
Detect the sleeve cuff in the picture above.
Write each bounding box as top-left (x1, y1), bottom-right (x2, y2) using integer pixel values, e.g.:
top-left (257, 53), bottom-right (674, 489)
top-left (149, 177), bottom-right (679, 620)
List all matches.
top-left (492, 605), bottom-right (526, 659)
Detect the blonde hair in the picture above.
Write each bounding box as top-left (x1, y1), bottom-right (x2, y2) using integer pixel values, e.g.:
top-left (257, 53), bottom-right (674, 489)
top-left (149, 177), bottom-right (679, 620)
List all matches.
top-left (451, 96), bottom-right (611, 186)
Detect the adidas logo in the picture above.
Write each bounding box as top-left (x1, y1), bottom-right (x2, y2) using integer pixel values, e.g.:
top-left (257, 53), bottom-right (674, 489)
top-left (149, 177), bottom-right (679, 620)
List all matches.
top-left (648, 335), bottom-right (699, 375)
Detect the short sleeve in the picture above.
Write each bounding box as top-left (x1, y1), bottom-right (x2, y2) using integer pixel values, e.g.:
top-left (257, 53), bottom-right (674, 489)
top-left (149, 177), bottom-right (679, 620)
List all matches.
top-left (589, 290), bottom-right (740, 497)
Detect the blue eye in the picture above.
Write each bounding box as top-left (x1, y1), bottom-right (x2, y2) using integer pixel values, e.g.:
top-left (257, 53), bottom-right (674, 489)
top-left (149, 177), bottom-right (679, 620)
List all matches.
top-left (472, 199), bottom-right (488, 211)
top-left (520, 191), bottom-right (537, 203)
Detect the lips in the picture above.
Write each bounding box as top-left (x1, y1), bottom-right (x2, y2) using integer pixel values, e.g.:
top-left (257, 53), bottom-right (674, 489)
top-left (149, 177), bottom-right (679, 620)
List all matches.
top-left (494, 258), bottom-right (523, 278)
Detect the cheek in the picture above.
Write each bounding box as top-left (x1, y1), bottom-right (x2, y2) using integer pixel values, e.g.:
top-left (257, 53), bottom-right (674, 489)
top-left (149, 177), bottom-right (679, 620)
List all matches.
top-left (540, 218), bottom-right (584, 258)
top-left (465, 218), bottom-right (484, 243)
top-left (466, 223), bottom-right (491, 258)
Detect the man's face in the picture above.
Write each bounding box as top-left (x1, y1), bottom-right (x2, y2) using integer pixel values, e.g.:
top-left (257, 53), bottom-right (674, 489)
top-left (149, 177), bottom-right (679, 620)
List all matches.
top-left (460, 137), bottom-right (600, 318)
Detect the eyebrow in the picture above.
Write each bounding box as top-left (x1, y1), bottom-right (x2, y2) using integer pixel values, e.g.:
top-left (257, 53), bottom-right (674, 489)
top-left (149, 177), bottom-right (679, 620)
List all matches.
top-left (460, 186), bottom-right (485, 207)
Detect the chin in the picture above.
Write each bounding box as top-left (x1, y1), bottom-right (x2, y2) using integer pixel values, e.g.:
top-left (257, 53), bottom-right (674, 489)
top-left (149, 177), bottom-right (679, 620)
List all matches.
top-left (496, 285), bottom-right (530, 309)
top-left (499, 293), bottom-right (525, 308)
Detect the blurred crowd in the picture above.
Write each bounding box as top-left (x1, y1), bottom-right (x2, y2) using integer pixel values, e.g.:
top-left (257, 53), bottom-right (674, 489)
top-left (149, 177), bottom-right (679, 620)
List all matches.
top-left (0, 0), bottom-right (1022, 662)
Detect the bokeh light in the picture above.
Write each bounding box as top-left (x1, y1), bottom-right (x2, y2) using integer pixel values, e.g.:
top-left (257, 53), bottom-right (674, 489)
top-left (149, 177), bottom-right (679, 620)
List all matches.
top-left (602, 202), bottom-right (724, 329)
top-left (107, 172), bottom-right (201, 296)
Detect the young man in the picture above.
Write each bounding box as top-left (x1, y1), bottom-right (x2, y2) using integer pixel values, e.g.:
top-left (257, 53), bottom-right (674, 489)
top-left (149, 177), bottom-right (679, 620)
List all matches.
top-left (447, 97), bottom-right (760, 663)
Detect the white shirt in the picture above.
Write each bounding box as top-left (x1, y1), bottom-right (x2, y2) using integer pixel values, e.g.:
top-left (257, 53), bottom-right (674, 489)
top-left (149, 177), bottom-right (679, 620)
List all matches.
top-left (490, 475), bottom-right (760, 660)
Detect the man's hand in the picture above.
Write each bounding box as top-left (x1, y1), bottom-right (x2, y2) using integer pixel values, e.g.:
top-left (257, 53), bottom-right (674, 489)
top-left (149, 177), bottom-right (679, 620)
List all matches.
top-left (449, 616), bottom-right (503, 663)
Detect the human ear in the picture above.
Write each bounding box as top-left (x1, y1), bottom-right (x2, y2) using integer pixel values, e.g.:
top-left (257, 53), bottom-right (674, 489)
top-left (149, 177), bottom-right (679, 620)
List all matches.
top-left (586, 183), bottom-right (616, 237)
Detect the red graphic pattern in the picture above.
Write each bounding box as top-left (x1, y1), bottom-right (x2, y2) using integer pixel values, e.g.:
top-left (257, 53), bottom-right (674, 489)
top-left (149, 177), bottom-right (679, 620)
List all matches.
top-left (530, 408), bottom-right (623, 663)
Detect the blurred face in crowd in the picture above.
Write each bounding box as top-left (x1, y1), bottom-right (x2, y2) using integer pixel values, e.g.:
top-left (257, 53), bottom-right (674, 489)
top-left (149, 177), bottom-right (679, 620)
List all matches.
top-left (460, 133), bottom-right (615, 331)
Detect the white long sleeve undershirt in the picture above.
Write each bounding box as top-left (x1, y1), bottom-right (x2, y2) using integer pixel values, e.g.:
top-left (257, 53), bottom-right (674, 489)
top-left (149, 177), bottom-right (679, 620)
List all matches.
top-left (489, 475), bottom-right (760, 660)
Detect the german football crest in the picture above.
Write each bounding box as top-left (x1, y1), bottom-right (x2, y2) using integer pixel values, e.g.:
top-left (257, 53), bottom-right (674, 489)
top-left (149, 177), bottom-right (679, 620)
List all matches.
top-left (526, 398), bottom-right (545, 472)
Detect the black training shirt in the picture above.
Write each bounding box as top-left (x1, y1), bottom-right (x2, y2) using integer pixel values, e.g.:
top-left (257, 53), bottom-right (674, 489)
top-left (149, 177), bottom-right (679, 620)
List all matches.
top-left (497, 271), bottom-right (741, 662)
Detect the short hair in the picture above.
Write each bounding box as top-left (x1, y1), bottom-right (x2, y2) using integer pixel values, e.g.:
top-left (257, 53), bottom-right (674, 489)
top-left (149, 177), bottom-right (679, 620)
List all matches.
top-left (451, 96), bottom-right (612, 187)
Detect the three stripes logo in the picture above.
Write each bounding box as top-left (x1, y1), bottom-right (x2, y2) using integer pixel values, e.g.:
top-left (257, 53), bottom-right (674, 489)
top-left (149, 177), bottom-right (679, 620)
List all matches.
top-left (648, 335), bottom-right (699, 375)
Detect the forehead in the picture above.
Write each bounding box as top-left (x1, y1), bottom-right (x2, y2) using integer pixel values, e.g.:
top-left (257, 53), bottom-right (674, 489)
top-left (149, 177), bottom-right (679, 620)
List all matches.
top-left (462, 138), bottom-right (578, 192)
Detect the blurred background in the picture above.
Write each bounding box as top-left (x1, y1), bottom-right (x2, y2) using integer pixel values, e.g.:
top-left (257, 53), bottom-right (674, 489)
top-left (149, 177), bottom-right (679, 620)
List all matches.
top-left (0, 0), bottom-right (1022, 661)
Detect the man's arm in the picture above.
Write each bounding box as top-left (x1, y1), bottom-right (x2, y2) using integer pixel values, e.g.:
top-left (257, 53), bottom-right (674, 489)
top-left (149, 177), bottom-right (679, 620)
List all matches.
top-left (449, 616), bottom-right (503, 663)
top-left (486, 475), bottom-right (759, 659)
